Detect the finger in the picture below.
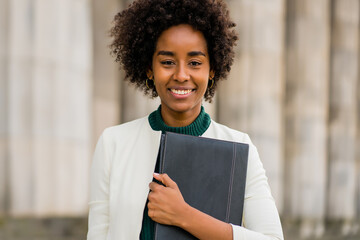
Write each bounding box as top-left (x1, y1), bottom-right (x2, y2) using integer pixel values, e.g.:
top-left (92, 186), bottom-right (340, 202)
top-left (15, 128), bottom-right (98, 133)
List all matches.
top-left (147, 201), bottom-right (154, 209)
top-left (149, 181), bottom-right (164, 191)
top-left (148, 209), bottom-right (155, 220)
top-left (148, 191), bottom-right (153, 200)
top-left (159, 173), bottom-right (177, 188)
top-left (149, 181), bottom-right (156, 190)
top-left (153, 172), bottom-right (163, 183)
top-left (148, 191), bottom-right (158, 202)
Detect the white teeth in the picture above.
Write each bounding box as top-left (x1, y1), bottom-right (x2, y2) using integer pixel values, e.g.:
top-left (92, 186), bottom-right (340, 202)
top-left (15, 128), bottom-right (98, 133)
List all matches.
top-left (171, 89), bottom-right (192, 95)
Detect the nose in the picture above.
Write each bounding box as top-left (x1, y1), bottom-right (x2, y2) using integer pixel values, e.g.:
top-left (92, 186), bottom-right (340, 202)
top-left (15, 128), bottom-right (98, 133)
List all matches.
top-left (173, 63), bottom-right (189, 82)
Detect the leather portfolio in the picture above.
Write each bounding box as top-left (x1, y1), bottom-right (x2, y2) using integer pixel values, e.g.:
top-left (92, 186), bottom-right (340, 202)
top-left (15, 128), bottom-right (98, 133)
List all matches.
top-left (154, 132), bottom-right (249, 240)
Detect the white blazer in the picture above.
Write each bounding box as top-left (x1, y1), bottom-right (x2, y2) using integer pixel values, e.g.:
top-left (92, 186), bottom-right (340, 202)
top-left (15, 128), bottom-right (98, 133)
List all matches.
top-left (87, 116), bottom-right (283, 240)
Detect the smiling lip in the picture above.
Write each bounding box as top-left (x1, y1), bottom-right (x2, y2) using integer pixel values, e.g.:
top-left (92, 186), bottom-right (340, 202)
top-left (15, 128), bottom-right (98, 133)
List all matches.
top-left (168, 88), bottom-right (195, 98)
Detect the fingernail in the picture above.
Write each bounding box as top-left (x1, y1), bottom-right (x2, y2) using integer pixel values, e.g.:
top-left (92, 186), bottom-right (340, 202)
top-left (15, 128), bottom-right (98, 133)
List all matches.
top-left (153, 172), bottom-right (159, 176)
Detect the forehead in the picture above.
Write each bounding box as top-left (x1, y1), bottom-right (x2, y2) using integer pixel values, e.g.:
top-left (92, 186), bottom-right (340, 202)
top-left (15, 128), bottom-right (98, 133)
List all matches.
top-left (155, 24), bottom-right (208, 53)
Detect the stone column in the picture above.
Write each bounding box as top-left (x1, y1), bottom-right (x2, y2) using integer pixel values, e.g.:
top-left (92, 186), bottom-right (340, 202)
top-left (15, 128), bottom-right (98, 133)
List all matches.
top-left (7, 0), bottom-right (93, 216)
top-left (121, 85), bottom-right (160, 123)
top-left (0, 0), bottom-right (10, 215)
top-left (7, 0), bottom-right (36, 216)
top-left (327, 0), bottom-right (359, 235)
top-left (219, 0), bottom-right (285, 212)
top-left (92, 0), bottom-right (122, 140)
top-left (357, 11), bottom-right (360, 224)
top-left (358, 71), bottom-right (360, 220)
top-left (285, 0), bottom-right (330, 237)
top-left (358, 56), bottom-right (360, 219)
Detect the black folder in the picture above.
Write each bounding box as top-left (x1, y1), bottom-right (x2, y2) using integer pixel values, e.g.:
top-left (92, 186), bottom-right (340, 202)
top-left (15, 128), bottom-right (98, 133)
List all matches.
top-left (154, 132), bottom-right (249, 240)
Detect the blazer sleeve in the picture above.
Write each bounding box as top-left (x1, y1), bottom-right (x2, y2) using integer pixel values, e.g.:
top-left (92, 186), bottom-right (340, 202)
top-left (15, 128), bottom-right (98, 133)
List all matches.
top-left (87, 130), bottom-right (112, 240)
top-left (231, 135), bottom-right (284, 240)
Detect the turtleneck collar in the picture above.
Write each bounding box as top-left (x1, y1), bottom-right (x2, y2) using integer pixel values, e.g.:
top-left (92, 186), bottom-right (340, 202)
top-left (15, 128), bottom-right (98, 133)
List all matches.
top-left (148, 105), bottom-right (211, 136)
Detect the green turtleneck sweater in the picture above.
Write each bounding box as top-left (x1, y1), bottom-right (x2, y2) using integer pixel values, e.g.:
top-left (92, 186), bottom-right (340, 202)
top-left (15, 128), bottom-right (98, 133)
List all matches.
top-left (139, 105), bottom-right (211, 240)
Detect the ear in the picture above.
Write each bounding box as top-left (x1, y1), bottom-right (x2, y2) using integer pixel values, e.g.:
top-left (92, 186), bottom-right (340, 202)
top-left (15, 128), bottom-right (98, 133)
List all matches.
top-left (146, 69), bottom-right (153, 79)
top-left (209, 70), bottom-right (215, 79)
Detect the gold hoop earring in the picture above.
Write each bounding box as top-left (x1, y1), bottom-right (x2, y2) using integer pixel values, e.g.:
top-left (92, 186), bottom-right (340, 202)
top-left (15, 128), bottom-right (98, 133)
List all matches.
top-left (146, 78), bottom-right (153, 89)
top-left (208, 78), bottom-right (214, 88)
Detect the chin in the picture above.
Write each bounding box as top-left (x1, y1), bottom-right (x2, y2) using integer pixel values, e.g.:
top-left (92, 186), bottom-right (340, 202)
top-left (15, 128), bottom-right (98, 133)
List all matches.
top-left (167, 103), bottom-right (200, 114)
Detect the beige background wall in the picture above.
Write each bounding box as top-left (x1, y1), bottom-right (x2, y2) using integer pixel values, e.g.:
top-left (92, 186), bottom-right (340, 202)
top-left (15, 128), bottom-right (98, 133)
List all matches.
top-left (1, 0), bottom-right (93, 217)
top-left (0, 0), bottom-right (359, 239)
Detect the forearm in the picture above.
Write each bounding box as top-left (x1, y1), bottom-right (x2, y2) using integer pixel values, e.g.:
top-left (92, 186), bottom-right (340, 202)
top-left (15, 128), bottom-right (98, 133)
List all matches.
top-left (176, 204), bottom-right (233, 240)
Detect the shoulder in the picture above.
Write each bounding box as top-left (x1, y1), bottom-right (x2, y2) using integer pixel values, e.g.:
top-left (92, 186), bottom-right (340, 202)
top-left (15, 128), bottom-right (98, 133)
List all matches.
top-left (98, 116), bottom-right (155, 151)
top-left (95, 115), bottom-right (157, 162)
top-left (102, 116), bottom-right (150, 140)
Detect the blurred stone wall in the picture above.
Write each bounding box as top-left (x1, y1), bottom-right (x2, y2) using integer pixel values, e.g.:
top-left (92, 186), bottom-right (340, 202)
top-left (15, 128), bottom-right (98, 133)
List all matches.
top-left (0, 0), bottom-right (93, 217)
top-left (0, 0), bottom-right (359, 239)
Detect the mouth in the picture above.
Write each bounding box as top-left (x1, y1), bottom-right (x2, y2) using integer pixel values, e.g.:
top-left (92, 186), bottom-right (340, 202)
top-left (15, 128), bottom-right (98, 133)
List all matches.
top-left (168, 88), bottom-right (195, 99)
top-left (170, 89), bottom-right (194, 95)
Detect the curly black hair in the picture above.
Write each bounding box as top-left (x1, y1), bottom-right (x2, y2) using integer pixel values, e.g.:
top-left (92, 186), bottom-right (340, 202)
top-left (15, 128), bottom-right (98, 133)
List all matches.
top-left (110, 0), bottom-right (238, 102)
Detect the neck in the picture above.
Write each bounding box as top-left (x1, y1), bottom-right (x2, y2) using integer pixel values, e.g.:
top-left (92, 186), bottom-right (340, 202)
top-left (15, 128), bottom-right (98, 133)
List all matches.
top-left (160, 105), bottom-right (201, 127)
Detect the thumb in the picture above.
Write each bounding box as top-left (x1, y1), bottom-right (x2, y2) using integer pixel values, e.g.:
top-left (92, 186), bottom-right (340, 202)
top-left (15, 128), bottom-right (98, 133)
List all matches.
top-left (153, 173), bottom-right (177, 188)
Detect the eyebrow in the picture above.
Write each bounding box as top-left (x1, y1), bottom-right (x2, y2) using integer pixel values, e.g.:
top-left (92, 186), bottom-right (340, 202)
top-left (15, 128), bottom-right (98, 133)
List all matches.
top-left (188, 51), bottom-right (206, 57)
top-left (157, 50), bottom-right (206, 57)
top-left (157, 51), bottom-right (174, 56)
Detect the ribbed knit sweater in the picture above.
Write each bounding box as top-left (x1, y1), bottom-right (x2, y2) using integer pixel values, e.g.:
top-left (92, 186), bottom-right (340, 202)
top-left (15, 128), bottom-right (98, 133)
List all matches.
top-left (139, 105), bottom-right (211, 239)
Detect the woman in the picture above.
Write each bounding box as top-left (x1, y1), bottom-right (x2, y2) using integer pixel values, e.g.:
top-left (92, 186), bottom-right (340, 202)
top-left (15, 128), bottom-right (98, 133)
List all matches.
top-left (87, 0), bottom-right (283, 239)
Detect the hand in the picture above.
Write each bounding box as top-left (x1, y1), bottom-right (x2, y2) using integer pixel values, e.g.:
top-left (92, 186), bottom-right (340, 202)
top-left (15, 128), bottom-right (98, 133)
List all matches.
top-left (148, 173), bottom-right (189, 226)
top-left (148, 173), bottom-right (233, 240)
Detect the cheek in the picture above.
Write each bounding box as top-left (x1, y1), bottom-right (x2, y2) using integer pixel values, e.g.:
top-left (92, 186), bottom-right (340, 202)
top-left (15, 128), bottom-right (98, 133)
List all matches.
top-left (196, 73), bottom-right (211, 88)
top-left (153, 78), bottom-right (167, 94)
top-left (154, 67), bottom-right (172, 81)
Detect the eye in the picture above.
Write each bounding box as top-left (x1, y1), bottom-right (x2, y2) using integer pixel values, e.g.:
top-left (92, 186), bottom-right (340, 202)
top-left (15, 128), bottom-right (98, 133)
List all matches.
top-left (160, 60), bottom-right (175, 66)
top-left (189, 61), bottom-right (202, 67)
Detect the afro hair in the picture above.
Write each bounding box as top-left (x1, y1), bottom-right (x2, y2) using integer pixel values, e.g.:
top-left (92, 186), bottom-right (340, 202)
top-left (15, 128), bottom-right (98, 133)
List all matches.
top-left (110, 0), bottom-right (238, 102)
